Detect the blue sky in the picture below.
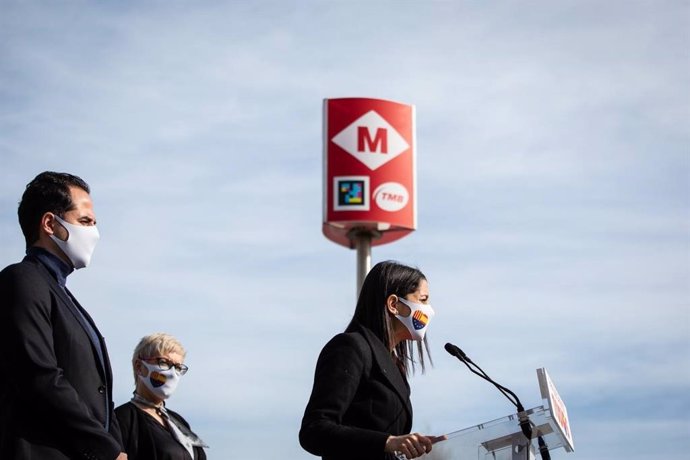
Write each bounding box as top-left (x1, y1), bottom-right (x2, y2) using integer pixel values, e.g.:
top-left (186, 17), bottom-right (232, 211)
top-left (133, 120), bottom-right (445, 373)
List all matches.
top-left (1, 1), bottom-right (688, 459)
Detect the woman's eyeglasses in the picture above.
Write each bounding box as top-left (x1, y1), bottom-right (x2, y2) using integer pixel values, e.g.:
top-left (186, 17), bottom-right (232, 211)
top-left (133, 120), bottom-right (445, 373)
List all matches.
top-left (139, 356), bottom-right (189, 375)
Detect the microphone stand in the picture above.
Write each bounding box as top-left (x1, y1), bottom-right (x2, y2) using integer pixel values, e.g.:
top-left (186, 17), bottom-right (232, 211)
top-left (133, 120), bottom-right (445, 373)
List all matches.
top-left (445, 343), bottom-right (551, 460)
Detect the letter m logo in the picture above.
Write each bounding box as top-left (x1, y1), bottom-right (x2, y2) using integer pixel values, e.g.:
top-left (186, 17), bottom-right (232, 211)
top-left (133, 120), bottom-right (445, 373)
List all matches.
top-left (357, 127), bottom-right (388, 154)
top-left (331, 110), bottom-right (409, 170)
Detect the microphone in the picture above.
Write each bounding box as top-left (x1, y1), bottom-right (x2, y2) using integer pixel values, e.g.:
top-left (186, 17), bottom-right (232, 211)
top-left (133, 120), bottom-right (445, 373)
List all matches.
top-left (443, 342), bottom-right (468, 361)
top-left (444, 343), bottom-right (522, 410)
top-left (444, 343), bottom-right (535, 448)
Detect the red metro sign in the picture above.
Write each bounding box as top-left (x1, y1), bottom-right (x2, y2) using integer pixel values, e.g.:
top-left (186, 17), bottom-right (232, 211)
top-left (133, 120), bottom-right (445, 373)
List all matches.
top-left (323, 97), bottom-right (416, 248)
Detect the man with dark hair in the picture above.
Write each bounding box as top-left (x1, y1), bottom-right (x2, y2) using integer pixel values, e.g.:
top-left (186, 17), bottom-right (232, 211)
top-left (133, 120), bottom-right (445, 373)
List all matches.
top-left (0, 172), bottom-right (127, 459)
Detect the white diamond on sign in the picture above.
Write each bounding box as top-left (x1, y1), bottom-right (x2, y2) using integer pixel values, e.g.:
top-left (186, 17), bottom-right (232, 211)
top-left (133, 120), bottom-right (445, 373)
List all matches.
top-left (331, 110), bottom-right (410, 170)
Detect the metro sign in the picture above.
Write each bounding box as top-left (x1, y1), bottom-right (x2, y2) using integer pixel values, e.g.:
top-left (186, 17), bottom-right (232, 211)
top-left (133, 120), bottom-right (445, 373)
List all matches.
top-left (331, 110), bottom-right (410, 170)
top-left (323, 97), bottom-right (416, 248)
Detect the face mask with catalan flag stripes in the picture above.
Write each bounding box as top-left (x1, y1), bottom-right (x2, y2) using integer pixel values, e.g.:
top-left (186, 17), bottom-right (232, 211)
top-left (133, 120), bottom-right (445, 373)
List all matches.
top-left (396, 297), bottom-right (435, 341)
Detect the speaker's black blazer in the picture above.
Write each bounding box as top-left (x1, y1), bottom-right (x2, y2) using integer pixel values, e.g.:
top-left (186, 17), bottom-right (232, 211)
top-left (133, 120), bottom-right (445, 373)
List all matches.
top-left (300, 324), bottom-right (412, 460)
top-left (0, 254), bottom-right (123, 459)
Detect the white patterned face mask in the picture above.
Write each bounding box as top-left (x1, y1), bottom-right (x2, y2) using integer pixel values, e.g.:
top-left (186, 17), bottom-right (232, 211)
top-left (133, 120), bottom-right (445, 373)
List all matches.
top-left (138, 360), bottom-right (181, 400)
top-left (395, 297), bottom-right (435, 341)
top-left (49, 215), bottom-right (100, 269)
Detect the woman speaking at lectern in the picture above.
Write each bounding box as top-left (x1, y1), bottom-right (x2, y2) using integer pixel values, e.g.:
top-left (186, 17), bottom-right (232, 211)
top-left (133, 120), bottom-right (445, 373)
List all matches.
top-left (299, 260), bottom-right (445, 459)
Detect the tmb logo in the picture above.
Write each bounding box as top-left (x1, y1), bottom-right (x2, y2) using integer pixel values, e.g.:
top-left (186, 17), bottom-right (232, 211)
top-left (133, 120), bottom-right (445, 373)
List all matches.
top-left (373, 182), bottom-right (409, 212)
top-left (331, 110), bottom-right (410, 171)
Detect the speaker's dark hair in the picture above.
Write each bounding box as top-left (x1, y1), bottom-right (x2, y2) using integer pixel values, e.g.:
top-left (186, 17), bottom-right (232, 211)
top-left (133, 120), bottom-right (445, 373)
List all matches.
top-left (346, 260), bottom-right (432, 376)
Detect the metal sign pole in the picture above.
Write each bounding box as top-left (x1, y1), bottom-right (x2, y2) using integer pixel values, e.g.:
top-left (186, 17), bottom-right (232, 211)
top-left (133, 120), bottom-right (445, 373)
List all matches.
top-left (350, 228), bottom-right (380, 296)
top-left (354, 232), bottom-right (372, 296)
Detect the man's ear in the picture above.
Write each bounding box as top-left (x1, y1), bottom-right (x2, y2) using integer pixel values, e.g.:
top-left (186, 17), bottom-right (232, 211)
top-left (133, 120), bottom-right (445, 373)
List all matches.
top-left (40, 212), bottom-right (57, 236)
top-left (386, 294), bottom-right (399, 315)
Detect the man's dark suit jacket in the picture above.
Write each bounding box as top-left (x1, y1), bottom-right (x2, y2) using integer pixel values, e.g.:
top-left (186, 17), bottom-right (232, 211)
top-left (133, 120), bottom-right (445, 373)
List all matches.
top-left (299, 324), bottom-right (413, 460)
top-left (0, 253), bottom-right (123, 459)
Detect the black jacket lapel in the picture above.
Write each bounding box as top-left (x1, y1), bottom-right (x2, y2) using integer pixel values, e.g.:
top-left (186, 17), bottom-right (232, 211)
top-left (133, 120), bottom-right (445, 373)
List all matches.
top-left (32, 259), bottom-right (107, 377)
top-left (358, 325), bottom-right (413, 421)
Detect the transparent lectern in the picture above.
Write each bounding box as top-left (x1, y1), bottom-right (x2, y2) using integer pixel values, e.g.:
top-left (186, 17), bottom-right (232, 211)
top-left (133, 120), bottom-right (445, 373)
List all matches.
top-left (425, 368), bottom-right (574, 460)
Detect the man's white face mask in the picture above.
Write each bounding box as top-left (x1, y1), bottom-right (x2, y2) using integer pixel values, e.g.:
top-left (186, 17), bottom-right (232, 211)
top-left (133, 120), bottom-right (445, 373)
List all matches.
top-left (49, 215), bottom-right (100, 269)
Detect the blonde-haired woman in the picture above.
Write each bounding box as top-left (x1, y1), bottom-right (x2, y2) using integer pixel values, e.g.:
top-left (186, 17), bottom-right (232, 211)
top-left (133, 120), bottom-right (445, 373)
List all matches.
top-left (115, 333), bottom-right (207, 459)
